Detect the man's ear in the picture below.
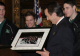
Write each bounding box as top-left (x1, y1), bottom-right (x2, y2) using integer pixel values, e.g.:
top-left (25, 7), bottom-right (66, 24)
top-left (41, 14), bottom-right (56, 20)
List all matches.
top-left (52, 12), bottom-right (57, 17)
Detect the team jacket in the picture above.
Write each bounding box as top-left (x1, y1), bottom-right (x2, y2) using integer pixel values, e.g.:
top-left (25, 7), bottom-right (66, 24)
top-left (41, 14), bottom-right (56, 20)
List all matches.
top-left (0, 19), bottom-right (18, 45)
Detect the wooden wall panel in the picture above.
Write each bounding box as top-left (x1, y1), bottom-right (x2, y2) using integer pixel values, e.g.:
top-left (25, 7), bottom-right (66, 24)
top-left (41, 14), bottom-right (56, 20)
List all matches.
top-left (5, 0), bottom-right (12, 21)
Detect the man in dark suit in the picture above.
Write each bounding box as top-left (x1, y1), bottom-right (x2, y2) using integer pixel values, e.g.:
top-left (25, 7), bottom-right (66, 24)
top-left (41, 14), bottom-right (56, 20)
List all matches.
top-left (36, 1), bottom-right (75, 56)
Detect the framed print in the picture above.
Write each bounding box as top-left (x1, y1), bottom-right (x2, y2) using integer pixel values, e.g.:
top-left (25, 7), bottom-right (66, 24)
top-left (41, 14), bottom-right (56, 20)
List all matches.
top-left (11, 28), bottom-right (50, 50)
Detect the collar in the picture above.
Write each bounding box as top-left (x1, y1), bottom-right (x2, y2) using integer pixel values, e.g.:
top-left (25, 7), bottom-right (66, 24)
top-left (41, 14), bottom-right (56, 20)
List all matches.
top-left (0, 22), bottom-right (1, 24)
top-left (69, 18), bottom-right (75, 23)
top-left (56, 16), bottom-right (64, 25)
top-left (0, 19), bottom-right (6, 24)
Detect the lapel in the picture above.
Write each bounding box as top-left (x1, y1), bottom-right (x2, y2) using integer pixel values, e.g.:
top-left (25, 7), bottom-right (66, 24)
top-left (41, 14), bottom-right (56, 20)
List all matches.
top-left (51, 17), bottom-right (66, 37)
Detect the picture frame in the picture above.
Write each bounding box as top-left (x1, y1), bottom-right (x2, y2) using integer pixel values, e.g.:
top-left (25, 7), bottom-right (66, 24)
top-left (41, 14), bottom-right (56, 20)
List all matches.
top-left (11, 28), bottom-right (50, 50)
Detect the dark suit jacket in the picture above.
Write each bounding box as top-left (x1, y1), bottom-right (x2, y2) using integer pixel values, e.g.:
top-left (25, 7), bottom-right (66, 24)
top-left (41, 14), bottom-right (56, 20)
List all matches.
top-left (46, 17), bottom-right (75, 56)
top-left (71, 12), bottom-right (80, 56)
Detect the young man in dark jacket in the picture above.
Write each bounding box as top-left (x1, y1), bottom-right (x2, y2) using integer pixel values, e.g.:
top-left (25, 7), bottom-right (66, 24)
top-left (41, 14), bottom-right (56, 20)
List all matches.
top-left (63, 0), bottom-right (80, 56)
top-left (0, 2), bottom-right (18, 45)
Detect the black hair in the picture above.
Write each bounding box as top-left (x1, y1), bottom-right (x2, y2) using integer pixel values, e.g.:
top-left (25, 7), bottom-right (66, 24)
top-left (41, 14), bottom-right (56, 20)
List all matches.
top-left (46, 1), bottom-right (64, 17)
top-left (0, 2), bottom-right (5, 7)
top-left (64, 0), bottom-right (77, 7)
top-left (24, 11), bottom-right (36, 20)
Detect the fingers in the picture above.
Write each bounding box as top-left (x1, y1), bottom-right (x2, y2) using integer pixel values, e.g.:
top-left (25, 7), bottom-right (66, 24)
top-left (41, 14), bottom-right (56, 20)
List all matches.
top-left (36, 48), bottom-right (47, 54)
top-left (36, 51), bottom-right (43, 55)
top-left (43, 48), bottom-right (46, 51)
top-left (36, 48), bottom-right (50, 56)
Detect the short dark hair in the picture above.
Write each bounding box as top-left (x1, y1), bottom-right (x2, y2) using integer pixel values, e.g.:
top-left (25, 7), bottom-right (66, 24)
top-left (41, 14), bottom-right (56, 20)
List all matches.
top-left (0, 2), bottom-right (5, 6)
top-left (64, 0), bottom-right (77, 7)
top-left (46, 1), bottom-right (64, 17)
top-left (24, 11), bottom-right (36, 20)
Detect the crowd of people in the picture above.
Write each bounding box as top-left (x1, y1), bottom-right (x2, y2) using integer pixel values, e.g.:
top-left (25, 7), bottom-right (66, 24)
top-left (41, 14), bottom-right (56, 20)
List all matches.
top-left (0, 0), bottom-right (80, 56)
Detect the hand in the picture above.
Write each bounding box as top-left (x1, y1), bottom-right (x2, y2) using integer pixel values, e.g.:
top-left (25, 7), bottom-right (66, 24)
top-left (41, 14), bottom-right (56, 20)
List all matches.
top-left (36, 48), bottom-right (50, 56)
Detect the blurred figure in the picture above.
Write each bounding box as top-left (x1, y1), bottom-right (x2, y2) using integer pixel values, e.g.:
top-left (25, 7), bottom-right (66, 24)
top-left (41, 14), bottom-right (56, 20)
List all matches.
top-left (0, 2), bottom-right (18, 45)
top-left (63, 0), bottom-right (80, 56)
top-left (24, 11), bottom-right (40, 28)
top-left (21, 11), bottom-right (40, 56)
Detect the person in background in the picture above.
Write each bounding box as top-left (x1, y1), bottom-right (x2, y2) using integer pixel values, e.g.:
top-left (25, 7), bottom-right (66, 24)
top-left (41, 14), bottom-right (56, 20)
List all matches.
top-left (20, 11), bottom-right (40, 56)
top-left (36, 1), bottom-right (75, 56)
top-left (24, 11), bottom-right (40, 28)
top-left (0, 2), bottom-right (18, 46)
top-left (63, 0), bottom-right (80, 56)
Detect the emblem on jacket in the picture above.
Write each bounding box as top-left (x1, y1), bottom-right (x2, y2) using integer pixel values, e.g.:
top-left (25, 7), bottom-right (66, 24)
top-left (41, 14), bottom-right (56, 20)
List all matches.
top-left (6, 29), bottom-right (10, 33)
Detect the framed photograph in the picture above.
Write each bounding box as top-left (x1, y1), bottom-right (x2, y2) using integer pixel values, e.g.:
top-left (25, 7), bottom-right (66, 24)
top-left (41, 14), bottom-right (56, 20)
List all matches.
top-left (11, 28), bottom-right (50, 50)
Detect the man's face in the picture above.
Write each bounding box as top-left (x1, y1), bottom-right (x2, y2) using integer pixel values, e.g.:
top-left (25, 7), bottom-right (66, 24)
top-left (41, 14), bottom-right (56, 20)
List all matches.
top-left (0, 5), bottom-right (5, 19)
top-left (63, 3), bottom-right (75, 17)
top-left (45, 9), bottom-right (52, 21)
top-left (44, 9), bottom-right (56, 24)
top-left (25, 16), bottom-right (36, 28)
